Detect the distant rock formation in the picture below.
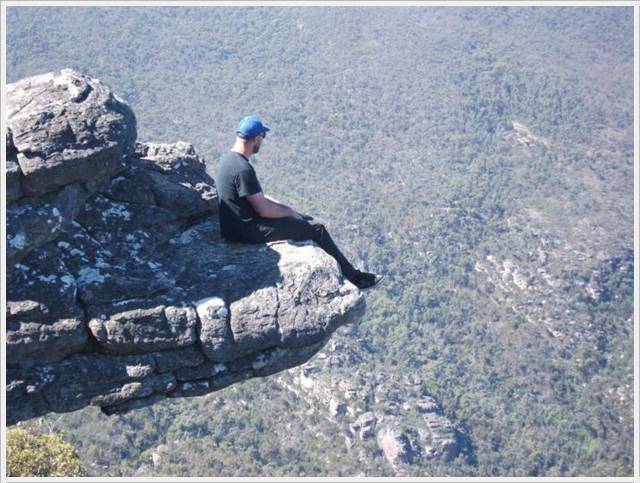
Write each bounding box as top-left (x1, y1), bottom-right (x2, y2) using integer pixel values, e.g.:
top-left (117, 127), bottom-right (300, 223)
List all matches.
top-left (505, 120), bottom-right (550, 148)
top-left (6, 69), bottom-right (365, 425)
top-left (377, 426), bottom-right (422, 468)
top-left (277, 331), bottom-right (467, 473)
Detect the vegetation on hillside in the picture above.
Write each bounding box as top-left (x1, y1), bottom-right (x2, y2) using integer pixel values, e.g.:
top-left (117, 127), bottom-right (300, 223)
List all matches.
top-left (6, 5), bottom-right (635, 477)
top-left (6, 427), bottom-right (84, 477)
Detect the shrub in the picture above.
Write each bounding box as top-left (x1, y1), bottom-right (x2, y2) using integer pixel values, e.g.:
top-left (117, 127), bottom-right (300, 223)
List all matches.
top-left (7, 427), bottom-right (84, 477)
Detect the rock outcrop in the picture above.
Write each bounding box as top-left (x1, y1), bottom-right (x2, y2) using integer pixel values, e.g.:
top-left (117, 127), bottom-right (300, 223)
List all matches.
top-left (377, 426), bottom-right (422, 468)
top-left (277, 329), bottom-right (467, 474)
top-left (5, 69), bottom-right (366, 425)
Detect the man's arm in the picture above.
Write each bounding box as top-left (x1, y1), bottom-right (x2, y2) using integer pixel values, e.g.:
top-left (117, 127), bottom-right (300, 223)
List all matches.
top-left (264, 195), bottom-right (291, 210)
top-left (246, 192), bottom-right (303, 219)
top-left (265, 195), bottom-right (313, 220)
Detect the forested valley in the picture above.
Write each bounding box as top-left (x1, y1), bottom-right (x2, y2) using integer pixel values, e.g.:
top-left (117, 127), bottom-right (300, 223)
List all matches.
top-left (6, 6), bottom-right (635, 477)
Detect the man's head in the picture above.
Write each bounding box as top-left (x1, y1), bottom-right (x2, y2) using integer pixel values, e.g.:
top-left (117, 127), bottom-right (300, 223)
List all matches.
top-left (235, 115), bottom-right (270, 154)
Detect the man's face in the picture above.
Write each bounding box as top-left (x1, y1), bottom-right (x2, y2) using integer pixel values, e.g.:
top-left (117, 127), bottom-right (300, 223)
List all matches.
top-left (252, 133), bottom-right (265, 154)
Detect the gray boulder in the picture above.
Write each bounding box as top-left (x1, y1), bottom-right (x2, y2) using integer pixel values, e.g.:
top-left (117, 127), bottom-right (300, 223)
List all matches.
top-left (377, 426), bottom-right (422, 469)
top-left (5, 70), bottom-right (366, 426)
top-left (7, 69), bottom-right (136, 197)
top-left (6, 69), bottom-right (136, 264)
top-left (376, 415), bottom-right (461, 470)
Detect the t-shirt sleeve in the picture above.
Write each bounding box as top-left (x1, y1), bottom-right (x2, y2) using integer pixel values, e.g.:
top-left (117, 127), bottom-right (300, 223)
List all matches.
top-left (235, 168), bottom-right (262, 197)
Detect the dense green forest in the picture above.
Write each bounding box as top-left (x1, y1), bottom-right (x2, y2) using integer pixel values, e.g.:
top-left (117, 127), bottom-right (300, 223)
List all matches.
top-left (5, 6), bottom-right (636, 477)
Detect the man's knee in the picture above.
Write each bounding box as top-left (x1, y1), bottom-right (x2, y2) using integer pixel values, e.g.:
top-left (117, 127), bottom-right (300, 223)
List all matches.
top-left (308, 221), bottom-right (328, 240)
top-left (308, 220), bottom-right (325, 231)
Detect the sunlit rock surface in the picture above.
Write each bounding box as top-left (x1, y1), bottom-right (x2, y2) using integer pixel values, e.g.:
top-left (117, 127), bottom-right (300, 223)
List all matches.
top-left (6, 70), bottom-right (366, 425)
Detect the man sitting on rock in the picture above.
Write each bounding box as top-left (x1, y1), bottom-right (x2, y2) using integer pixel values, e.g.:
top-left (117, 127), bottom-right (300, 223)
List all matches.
top-left (215, 115), bottom-right (382, 290)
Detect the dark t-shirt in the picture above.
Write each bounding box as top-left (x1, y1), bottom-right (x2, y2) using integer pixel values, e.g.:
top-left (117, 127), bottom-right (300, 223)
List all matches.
top-left (215, 151), bottom-right (263, 240)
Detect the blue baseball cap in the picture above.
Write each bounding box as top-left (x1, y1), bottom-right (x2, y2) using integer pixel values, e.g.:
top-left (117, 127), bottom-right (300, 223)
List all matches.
top-left (236, 115), bottom-right (270, 139)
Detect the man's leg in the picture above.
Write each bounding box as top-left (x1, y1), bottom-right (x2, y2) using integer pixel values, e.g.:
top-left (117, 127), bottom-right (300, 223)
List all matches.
top-left (250, 217), bottom-right (357, 278)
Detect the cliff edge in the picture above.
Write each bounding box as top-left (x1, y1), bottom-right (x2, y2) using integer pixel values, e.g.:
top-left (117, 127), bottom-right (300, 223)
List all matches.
top-left (5, 69), bottom-right (366, 425)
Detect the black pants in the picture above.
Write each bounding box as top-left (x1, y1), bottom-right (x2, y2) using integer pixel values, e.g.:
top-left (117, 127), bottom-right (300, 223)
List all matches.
top-left (239, 217), bottom-right (356, 278)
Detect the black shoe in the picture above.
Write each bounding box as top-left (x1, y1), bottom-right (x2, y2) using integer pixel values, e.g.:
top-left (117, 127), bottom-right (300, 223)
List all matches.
top-left (349, 271), bottom-right (384, 289)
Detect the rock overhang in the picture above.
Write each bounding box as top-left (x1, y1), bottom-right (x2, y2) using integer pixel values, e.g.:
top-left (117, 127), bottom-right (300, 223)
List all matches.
top-left (5, 69), bottom-right (366, 425)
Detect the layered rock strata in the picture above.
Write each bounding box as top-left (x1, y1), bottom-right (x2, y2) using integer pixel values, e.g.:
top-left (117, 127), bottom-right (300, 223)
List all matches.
top-left (6, 69), bottom-right (365, 425)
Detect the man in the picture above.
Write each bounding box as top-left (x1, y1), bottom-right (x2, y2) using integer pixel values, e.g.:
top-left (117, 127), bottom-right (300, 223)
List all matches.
top-left (215, 115), bottom-right (382, 289)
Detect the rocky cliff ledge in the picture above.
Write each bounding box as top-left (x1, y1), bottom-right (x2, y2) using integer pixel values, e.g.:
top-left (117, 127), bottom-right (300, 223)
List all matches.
top-left (5, 69), bottom-right (365, 425)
